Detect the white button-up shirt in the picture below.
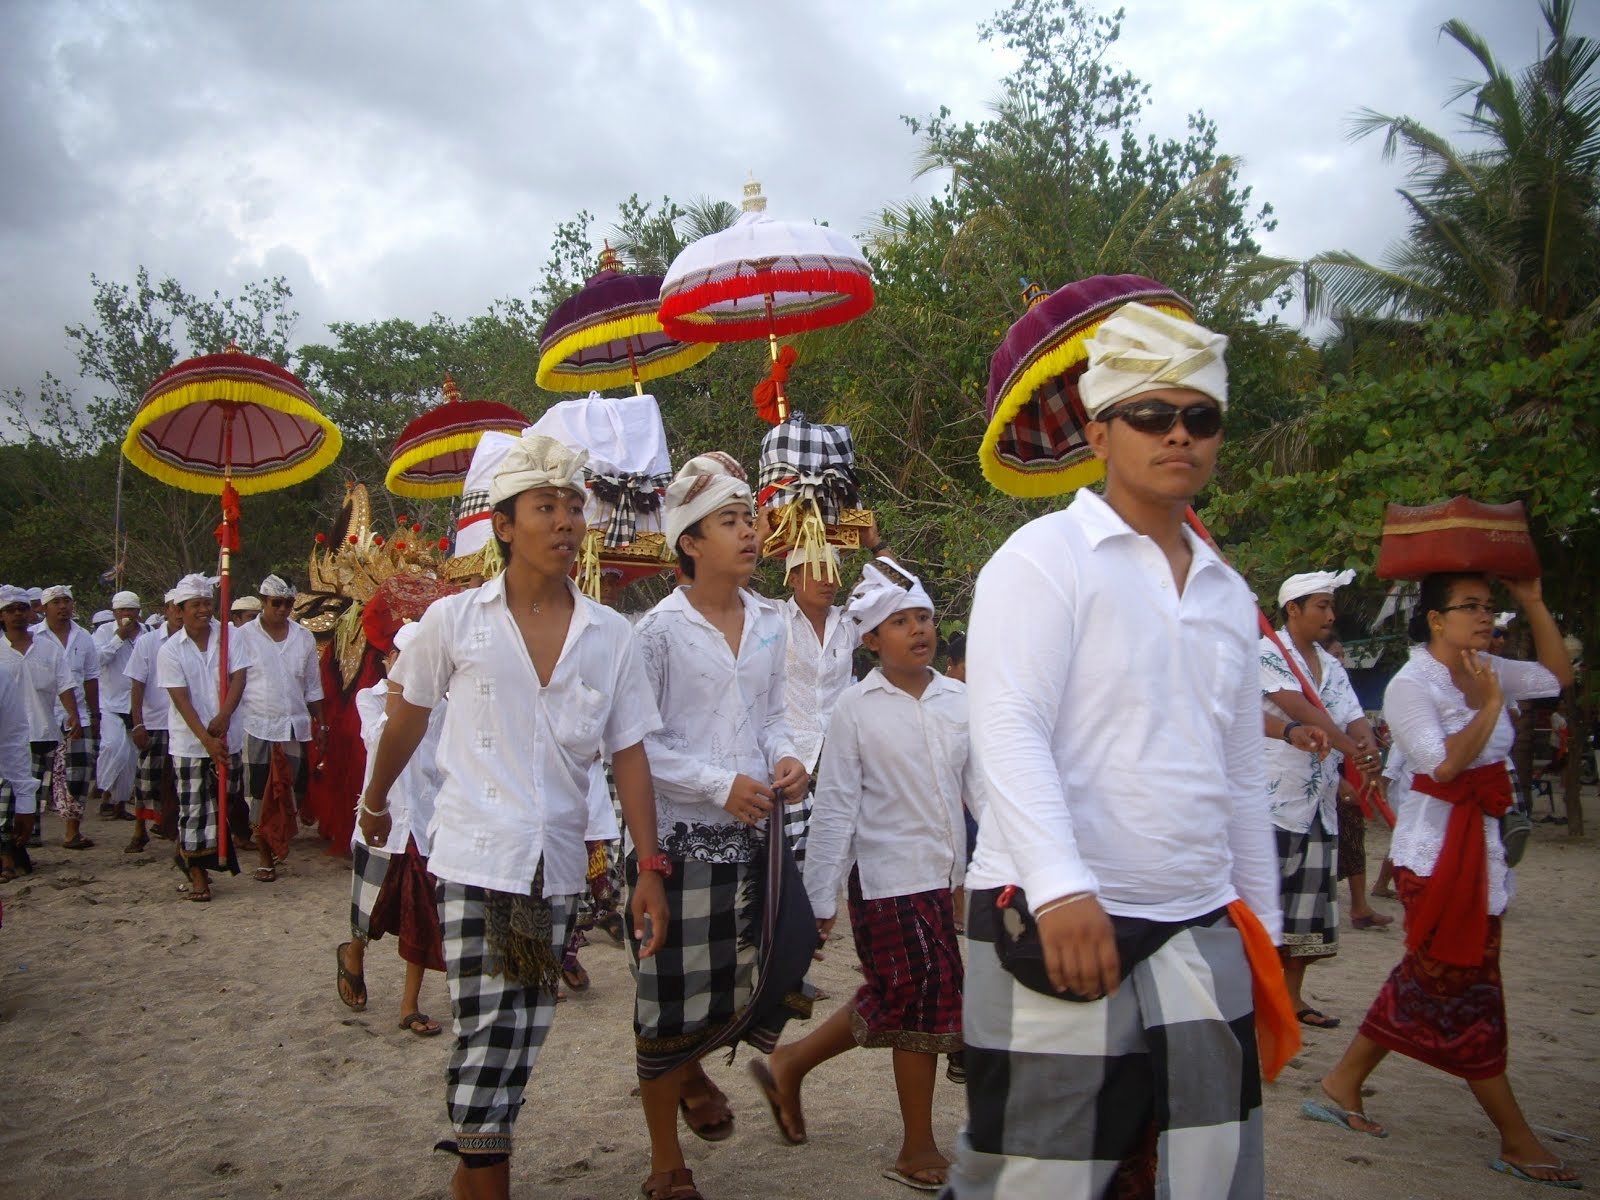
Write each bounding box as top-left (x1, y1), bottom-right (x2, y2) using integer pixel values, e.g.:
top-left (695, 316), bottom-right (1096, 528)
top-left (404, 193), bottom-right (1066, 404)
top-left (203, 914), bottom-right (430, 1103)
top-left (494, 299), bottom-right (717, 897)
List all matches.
top-left (1385, 646), bottom-right (1559, 916)
top-left (783, 597), bottom-right (860, 773)
top-left (94, 622), bottom-right (142, 715)
top-left (157, 620), bottom-right (256, 758)
top-left (353, 679), bottom-right (446, 857)
top-left (804, 668), bottom-right (971, 919)
top-left (965, 489), bottom-right (1282, 939)
top-left (0, 654), bottom-right (40, 809)
top-left (125, 625), bottom-right (177, 731)
top-left (235, 618), bottom-right (323, 742)
top-left (1260, 632), bottom-right (1364, 836)
top-left (634, 587), bottom-right (799, 859)
top-left (49, 622), bottom-right (99, 726)
top-left (390, 575), bottom-right (659, 897)
top-left (4, 633), bottom-right (73, 742)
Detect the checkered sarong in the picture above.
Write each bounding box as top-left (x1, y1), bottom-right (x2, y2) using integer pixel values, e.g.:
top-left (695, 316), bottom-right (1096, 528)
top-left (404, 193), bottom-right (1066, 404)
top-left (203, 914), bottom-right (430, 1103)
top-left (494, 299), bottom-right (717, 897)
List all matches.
top-left (948, 900), bottom-right (1264, 1199)
top-left (349, 841), bottom-right (393, 941)
top-left (781, 776), bottom-right (815, 867)
top-left (1278, 816), bottom-right (1339, 959)
top-left (244, 735), bottom-right (304, 822)
top-left (846, 871), bottom-right (962, 1053)
top-left (0, 742), bottom-right (55, 845)
top-left (757, 417), bottom-right (859, 523)
top-left (62, 731), bottom-right (96, 803)
top-left (438, 877), bottom-right (577, 1153)
top-left (173, 754), bottom-right (244, 872)
top-left (133, 729), bottom-right (171, 822)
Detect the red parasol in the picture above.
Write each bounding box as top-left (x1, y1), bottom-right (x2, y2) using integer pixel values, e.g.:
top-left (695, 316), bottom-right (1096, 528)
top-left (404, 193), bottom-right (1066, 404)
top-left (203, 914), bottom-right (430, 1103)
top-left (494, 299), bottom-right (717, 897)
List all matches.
top-left (122, 343), bottom-right (343, 860)
top-left (658, 179), bottom-right (875, 423)
top-left (982, 275), bottom-right (1392, 825)
top-left (385, 374), bottom-right (527, 499)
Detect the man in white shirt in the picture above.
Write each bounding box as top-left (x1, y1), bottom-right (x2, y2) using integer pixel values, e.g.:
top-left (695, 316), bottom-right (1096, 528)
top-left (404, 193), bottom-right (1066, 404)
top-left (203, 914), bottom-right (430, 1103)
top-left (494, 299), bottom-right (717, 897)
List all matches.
top-left (93, 590), bottom-right (144, 821)
top-left (158, 574), bottom-right (254, 900)
top-left (1, 586), bottom-right (82, 867)
top-left (951, 299), bottom-right (1284, 1199)
top-left (41, 584), bottom-right (100, 848)
top-left (125, 591), bottom-right (182, 851)
top-left (358, 433), bottom-right (667, 1200)
top-left (1261, 571), bottom-right (1380, 1029)
top-left (236, 574), bottom-right (324, 878)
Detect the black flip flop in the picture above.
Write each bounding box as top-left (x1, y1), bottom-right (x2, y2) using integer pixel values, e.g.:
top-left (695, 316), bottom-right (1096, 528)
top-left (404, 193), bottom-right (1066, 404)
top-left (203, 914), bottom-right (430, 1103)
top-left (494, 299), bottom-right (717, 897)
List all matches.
top-left (1297, 1007), bottom-right (1341, 1028)
top-left (335, 942), bottom-right (367, 1010)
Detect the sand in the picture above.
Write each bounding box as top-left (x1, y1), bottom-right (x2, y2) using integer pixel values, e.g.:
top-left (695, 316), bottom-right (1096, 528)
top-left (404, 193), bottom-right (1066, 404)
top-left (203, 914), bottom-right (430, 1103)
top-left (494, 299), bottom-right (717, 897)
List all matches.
top-left (1, 810), bottom-right (1594, 1200)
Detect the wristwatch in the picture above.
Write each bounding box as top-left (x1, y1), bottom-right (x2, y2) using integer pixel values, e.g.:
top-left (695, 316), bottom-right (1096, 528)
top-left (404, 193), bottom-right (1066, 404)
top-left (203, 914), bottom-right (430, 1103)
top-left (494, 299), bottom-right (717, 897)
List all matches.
top-left (1281, 720), bottom-right (1304, 745)
top-left (637, 853), bottom-right (673, 878)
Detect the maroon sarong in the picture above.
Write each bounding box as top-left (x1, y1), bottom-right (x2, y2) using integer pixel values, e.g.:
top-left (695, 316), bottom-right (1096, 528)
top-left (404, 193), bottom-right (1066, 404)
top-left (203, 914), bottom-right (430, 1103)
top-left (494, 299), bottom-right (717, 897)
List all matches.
top-left (845, 869), bottom-right (963, 1053)
top-left (256, 745), bottom-right (299, 865)
top-left (370, 840), bottom-right (445, 972)
top-left (1358, 868), bottom-right (1507, 1079)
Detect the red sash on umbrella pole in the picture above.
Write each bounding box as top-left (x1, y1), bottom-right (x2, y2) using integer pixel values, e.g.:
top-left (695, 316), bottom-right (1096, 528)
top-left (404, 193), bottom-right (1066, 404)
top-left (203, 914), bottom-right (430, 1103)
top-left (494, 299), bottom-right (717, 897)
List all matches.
top-left (1184, 508), bottom-right (1396, 828)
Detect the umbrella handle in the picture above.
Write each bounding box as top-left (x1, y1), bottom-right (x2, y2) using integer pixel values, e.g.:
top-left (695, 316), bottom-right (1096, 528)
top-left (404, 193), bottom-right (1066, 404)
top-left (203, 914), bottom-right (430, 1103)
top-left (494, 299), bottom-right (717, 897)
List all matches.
top-left (1182, 507), bottom-right (1394, 829)
top-left (764, 294), bottom-right (788, 422)
top-left (624, 336), bottom-right (644, 397)
top-left (216, 405), bottom-right (235, 861)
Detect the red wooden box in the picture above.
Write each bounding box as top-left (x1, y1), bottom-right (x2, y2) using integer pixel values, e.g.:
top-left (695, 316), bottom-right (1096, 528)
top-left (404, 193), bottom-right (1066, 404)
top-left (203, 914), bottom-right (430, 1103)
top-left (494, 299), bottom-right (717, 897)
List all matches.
top-left (1375, 497), bottom-right (1540, 580)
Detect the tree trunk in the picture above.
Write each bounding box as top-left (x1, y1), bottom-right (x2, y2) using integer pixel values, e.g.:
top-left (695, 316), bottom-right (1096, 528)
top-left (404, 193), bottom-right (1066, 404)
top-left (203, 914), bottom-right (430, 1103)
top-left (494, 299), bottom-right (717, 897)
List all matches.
top-left (1562, 687), bottom-right (1586, 837)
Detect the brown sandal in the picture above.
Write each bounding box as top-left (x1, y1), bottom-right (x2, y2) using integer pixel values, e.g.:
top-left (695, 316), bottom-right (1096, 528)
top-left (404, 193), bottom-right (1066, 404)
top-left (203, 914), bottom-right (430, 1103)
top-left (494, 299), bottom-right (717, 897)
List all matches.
top-left (748, 1059), bottom-right (806, 1145)
top-left (641, 1167), bottom-right (703, 1199)
top-left (678, 1078), bottom-right (734, 1142)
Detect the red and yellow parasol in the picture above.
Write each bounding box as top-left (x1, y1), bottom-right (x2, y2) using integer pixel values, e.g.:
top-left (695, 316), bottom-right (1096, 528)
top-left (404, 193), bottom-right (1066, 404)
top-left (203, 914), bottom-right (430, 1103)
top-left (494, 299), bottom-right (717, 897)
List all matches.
top-left (122, 343), bottom-right (343, 860)
top-left (537, 245), bottom-right (716, 395)
top-left (658, 179), bottom-right (875, 423)
top-left (385, 374), bottom-right (528, 499)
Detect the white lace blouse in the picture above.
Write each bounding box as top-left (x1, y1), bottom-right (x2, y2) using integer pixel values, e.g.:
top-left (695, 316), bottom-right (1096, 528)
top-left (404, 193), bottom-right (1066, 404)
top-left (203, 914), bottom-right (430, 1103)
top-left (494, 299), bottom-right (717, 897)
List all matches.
top-left (1384, 646), bottom-right (1559, 914)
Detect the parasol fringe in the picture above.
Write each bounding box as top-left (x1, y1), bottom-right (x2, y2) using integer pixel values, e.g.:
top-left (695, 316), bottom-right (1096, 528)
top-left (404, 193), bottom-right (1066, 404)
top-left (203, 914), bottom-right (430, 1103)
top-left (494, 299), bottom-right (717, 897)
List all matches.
top-left (121, 383), bottom-right (343, 496)
top-left (659, 269), bottom-right (874, 343)
top-left (387, 428), bottom-right (514, 498)
top-left (536, 312), bottom-right (716, 393)
top-left (979, 300), bottom-right (1190, 498)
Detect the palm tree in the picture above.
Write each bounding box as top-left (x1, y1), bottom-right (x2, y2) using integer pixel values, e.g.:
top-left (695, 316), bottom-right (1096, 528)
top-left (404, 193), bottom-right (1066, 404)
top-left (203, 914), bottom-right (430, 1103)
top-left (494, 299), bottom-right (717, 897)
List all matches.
top-left (609, 197), bottom-right (739, 276)
top-left (1308, 0), bottom-right (1600, 331)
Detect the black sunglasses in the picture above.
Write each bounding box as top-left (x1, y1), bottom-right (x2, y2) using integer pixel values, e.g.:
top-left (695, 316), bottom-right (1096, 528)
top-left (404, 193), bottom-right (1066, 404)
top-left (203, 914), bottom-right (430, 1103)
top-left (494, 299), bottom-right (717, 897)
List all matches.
top-left (265, 598), bottom-right (294, 608)
top-left (1100, 399), bottom-right (1224, 439)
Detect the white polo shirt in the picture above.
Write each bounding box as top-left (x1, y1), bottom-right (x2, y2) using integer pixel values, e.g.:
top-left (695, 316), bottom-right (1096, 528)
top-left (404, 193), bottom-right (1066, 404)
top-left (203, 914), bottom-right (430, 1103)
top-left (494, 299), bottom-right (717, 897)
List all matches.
top-left (783, 597), bottom-right (859, 773)
top-left (235, 618), bottom-right (323, 742)
top-left (0, 654), bottom-right (40, 809)
top-left (49, 622), bottom-right (100, 726)
top-left (390, 575), bottom-right (659, 897)
top-left (3, 633), bottom-right (73, 743)
top-left (125, 625), bottom-right (177, 732)
top-left (156, 620), bottom-right (256, 758)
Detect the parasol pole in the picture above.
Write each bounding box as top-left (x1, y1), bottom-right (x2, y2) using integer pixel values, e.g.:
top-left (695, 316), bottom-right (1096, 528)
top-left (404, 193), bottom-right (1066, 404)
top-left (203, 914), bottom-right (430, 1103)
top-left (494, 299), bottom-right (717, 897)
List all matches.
top-left (216, 405), bottom-right (234, 863)
top-left (763, 293), bottom-right (788, 422)
top-left (1183, 507), bottom-right (1395, 827)
top-left (624, 336), bottom-right (645, 396)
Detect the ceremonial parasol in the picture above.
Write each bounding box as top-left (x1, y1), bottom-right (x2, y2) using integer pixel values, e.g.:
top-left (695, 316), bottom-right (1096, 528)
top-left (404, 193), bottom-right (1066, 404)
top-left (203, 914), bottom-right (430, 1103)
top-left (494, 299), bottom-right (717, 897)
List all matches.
top-left (537, 245), bottom-right (716, 395)
top-left (122, 343), bottom-right (343, 858)
top-left (385, 374), bottom-right (527, 499)
top-left (981, 275), bottom-right (1393, 826)
top-left (658, 179), bottom-right (875, 423)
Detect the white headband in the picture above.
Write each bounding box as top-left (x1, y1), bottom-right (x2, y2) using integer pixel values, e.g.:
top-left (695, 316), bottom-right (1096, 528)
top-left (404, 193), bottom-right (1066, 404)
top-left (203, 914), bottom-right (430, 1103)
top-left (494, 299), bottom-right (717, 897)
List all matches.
top-left (846, 560), bottom-right (935, 633)
top-left (258, 574), bottom-right (296, 599)
top-left (171, 574), bottom-right (219, 605)
top-left (39, 584), bottom-right (73, 605)
top-left (486, 433), bottom-right (589, 508)
top-left (1079, 302), bottom-right (1229, 418)
top-left (1278, 569), bottom-right (1356, 610)
top-left (231, 595), bottom-right (262, 613)
top-left (111, 590), bottom-right (140, 610)
top-left (91, 609), bottom-right (113, 625)
top-left (0, 585), bottom-right (30, 608)
top-left (663, 453), bottom-right (754, 556)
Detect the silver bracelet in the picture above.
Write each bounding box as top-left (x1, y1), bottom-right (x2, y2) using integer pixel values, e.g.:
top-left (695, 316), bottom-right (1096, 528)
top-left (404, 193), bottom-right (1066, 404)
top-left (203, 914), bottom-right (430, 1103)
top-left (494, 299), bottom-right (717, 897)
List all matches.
top-left (359, 798), bottom-right (389, 817)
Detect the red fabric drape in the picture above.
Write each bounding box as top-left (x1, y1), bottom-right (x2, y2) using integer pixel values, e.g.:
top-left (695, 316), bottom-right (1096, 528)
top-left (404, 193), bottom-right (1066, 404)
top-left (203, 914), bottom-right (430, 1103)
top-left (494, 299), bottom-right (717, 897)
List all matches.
top-left (303, 642), bottom-right (382, 858)
top-left (1405, 762), bottom-right (1512, 967)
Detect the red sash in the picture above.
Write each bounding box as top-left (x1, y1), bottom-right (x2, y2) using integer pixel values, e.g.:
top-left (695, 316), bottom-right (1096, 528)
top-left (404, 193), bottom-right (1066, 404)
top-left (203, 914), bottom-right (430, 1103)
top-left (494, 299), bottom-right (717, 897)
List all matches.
top-left (1406, 762), bottom-right (1512, 967)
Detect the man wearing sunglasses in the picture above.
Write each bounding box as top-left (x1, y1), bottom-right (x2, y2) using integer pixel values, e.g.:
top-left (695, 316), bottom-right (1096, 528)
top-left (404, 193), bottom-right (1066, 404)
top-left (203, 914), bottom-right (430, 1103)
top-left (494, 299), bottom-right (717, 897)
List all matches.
top-left (235, 574), bottom-right (324, 880)
top-left (953, 302), bottom-right (1281, 1199)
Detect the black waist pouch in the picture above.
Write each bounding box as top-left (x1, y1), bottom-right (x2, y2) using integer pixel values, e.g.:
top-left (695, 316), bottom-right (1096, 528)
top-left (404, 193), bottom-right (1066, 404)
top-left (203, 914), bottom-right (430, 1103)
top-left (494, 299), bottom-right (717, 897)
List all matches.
top-left (969, 885), bottom-right (1226, 1002)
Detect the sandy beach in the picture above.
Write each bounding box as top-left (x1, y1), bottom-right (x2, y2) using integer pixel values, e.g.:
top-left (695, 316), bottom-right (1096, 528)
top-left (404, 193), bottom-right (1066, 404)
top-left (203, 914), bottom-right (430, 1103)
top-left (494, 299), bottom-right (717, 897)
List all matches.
top-left (1, 809), bottom-right (1594, 1200)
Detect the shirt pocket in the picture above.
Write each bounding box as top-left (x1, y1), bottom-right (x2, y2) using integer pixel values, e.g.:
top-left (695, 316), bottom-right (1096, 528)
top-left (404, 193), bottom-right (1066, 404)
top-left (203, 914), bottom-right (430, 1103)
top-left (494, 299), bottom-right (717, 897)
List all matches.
top-left (554, 681), bottom-right (608, 759)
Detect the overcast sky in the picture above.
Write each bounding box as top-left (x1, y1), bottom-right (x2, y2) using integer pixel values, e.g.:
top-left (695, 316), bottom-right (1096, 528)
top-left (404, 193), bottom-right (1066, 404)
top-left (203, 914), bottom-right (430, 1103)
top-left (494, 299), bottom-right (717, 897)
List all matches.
top-left (2, 0), bottom-right (1590, 412)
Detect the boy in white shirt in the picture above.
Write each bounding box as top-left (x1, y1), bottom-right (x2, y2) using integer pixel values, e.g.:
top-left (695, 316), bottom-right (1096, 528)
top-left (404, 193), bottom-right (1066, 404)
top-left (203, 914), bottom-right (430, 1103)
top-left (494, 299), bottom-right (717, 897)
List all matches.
top-left (358, 433), bottom-right (667, 1200)
top-left (753, 560), bottom-right (969, 1192)
top-left (125, 592), bottom-right (181, 851)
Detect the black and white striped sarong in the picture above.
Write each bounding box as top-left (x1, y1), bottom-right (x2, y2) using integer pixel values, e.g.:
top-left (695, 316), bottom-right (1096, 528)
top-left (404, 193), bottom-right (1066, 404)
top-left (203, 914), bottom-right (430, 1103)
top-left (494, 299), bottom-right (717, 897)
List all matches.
top-left (349, 841), bottom-right (393, 941)
top-left (1277, 815), bottom-right (1338, 960)
top-left (173, 754), bottom-right (243, 874)
top-left (947, 898), bottom-right (1264, 1200)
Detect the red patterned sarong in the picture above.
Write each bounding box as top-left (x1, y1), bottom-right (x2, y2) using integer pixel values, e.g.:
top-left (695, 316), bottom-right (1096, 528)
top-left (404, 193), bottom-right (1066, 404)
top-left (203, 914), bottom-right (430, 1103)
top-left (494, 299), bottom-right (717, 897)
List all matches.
top-left (1358, 868), bottom-right (1507, 1079)
top-left (845, 869), bottom-right (963, 1053)
top-left (370, 839), bottom-right (445, 972)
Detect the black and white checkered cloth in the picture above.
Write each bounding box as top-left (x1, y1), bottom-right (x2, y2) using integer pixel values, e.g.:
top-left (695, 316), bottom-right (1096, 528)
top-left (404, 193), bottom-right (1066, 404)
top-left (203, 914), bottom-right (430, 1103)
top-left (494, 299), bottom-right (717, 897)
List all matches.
top-left (173, 754), bottom-right (244, 866)
top-left (758, 417), bottom-right (859, 524)
top-left (585, 469), bottom-right (671, 548)
top-left (948, 899), bottom-right (1264, 1199)
top-left (0, 741), bottom-right (56, 845)
top-left (1277, 817), bottom-right (1339, 959)
top-left (438, 877), bottom-right (577, 1154)
top-left (781, 777), bottom-right (816, 868)
top-left (349, 841), bottom-right (393, 941)
top-left (133, 730), bottom-right (169, 815)
top-left (244, 735), bottom-right (304, 821)
top-left (63, 731), bottom-right (96, 802)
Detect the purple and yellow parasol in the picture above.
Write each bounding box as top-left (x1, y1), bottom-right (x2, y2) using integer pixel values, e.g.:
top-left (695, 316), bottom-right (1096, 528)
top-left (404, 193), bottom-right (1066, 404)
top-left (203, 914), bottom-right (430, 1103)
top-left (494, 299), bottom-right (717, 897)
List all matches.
top-left (384, 375), bottom-right (528, 499)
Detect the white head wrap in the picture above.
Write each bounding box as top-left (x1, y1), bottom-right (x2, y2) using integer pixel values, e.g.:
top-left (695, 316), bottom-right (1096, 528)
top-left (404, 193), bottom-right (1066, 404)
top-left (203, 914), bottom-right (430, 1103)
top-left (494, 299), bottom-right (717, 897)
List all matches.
top-left (258, 574), bottom-right (295, 599)
top-left (231, 595), bottom-right (262, 614)
top-left (392, 621), bottom-right (422, 655)
top-left (1078, 302), bottom-right (1229, 419)
top-left (91, 609), bottom-right (113, 626)
top-left (846, 560), bottom-right (935, 633)
top-left (0, 585), bottom-right (29, 608)
top-left (1277, 569), bottom-right (1356, 610)
top-left (111, 590), bottom-right (140, 610)
top-left (663, 453), bottom-right (754, 556)
top-left (144, 612), bottom-right (164, 629)
top-left (786, 544), bottom-right (840, 577)
top-left (486, 433), bottom-right (589, 508)
top-left (171, 574), bottom-right (219, 605)
top-left (39, 584), bottom-right (73, 606)
top-left (163, 588), bottom-right (181, 606)
top-left (26, 587), bottom-right (42, 603)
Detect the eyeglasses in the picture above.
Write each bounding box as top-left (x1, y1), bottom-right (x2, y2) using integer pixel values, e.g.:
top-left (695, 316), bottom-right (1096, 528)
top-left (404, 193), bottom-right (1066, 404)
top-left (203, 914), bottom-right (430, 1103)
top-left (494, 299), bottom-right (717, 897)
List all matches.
top-left (1439, 602), bottom-right (1495, 616)
top-left (1099, 400), bottom-right (1224, 439)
